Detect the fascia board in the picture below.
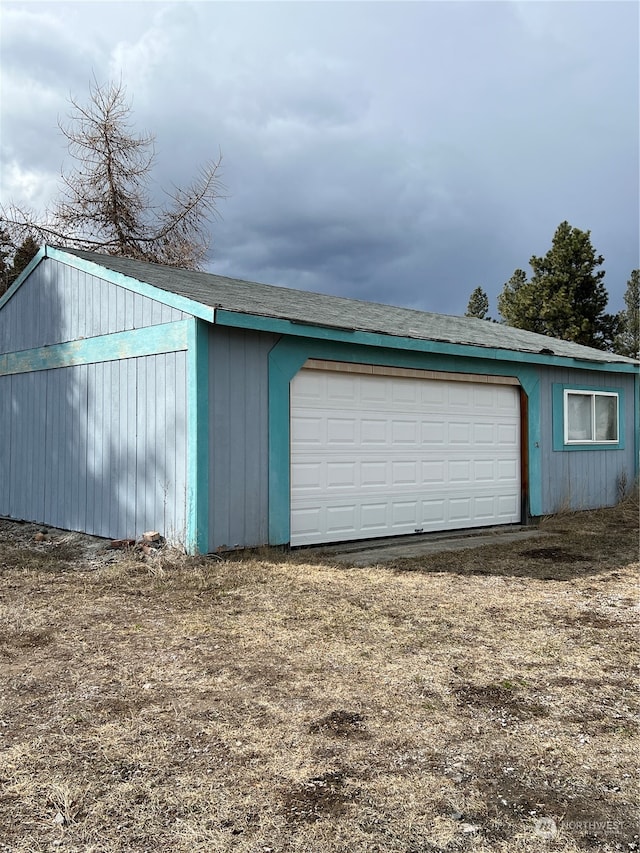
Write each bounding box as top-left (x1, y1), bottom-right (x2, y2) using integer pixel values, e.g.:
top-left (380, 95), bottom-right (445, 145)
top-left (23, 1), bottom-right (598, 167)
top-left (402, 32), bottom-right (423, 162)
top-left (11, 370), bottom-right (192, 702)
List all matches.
top-left (215, 308), bottom-right (639, 375)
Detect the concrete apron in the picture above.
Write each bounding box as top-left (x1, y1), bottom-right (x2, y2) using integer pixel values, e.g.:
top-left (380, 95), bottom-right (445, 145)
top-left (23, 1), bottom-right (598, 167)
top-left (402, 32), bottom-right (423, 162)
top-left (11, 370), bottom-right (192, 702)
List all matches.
top-left (303, 525), bottom-right (548, 567)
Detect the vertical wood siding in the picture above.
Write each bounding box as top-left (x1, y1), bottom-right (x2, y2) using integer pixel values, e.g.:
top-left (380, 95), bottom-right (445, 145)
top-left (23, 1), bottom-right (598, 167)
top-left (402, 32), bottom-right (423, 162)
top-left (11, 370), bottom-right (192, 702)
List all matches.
top-left (538, 367), bottom-right (636, 513)
top-left (207, 327), bottom-right (278, 550)
top-left (0, 257), bottom-right (186, 354)
top-left (0, 352), bottom-right (188, 541)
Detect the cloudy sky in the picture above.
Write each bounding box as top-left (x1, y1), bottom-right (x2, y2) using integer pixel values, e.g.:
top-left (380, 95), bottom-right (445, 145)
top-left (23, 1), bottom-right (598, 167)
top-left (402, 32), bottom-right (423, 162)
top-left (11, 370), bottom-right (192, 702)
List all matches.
top-left (1, 1), bottom-right (638, 316)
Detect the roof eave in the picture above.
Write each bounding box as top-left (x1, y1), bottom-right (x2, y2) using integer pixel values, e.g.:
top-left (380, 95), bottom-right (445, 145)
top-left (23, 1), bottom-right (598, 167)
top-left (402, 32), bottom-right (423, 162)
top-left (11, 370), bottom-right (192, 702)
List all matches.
top-left (215, 309), bottom-right (639, 373)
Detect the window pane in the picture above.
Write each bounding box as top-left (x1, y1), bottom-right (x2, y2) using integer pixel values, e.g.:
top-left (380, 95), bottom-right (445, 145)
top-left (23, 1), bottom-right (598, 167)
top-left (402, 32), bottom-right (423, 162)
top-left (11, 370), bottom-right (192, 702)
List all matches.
top-left (595, 395), bottom-right (617, 441)
top-left (567, 394), bottom-right (592, 441)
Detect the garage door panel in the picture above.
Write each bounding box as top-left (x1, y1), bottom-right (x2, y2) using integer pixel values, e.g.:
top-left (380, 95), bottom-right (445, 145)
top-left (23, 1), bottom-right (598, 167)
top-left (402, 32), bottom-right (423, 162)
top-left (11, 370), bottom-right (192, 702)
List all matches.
top-left (496, 386), bottom-right (519, 410)
top-left (474, 496), bottom-right (497, 519)
top-left (392, 501), bottom-right (419, 527)
top-left (422, 499), bottom-right (446, 524)
top-left (392, 420), bottom-right (418, 444)
top-left (361, 378), bottom-right (388, 403)
top-left (291, 370), bottom-right (521, 546)
top-left (326, 462), bottom-right (356, 487)
top-left (449, 459), bottom-right (471, 482)
top-left (326, 504), bottom-right (357, 533)
top-left (361, 503), bottom-right (389, 530)
top-left (327, 375), bottom-right (358, 401)
top-left (449, 422), bottom-right (471, 444)
top-left (497, 458), bottom-right (518, 481)
top-left (291, 506), bottom-right (323, 536)
top-left (393, 381), bottom-right (419, 404)
top-left (474, 459), bottom-right (495, 481)
top-left (422, 421), bottom-right (446, 444)
top-left (291, 415), bottom-right (323, 444)
top-left (421, 384), bottom-right (446, 405)
top-left (449, 498), bottom-right (472, 522)
top-left (498, 423), bottom-right (519, 445)
top-left (291, 461), bottom-right (323, 490)
top-left (473, 386), bottom-right (495, 407)
top-left (327, 418), bottom-right (356, 443)
top-left (422, 460), bottom-right (446, 483)
top-left (392, 460), bottom-right (418, 485)
top-left (361, 419), bottom-right (387, 443)
top-left (474, 422), bottom-right (495, 444)
top-left (449, 385), bottom-right (472, 406)
top-left (361, 461), bottom-right (388, 486)
top-left (497, 494), bottom-right (519, 516)
top-left (294, 372), bottom-right (324, 400)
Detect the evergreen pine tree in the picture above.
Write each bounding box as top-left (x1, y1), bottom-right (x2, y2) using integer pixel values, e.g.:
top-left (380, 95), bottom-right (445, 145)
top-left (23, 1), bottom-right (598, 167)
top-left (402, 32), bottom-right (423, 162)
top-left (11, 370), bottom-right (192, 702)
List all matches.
top-left (614, 270), bottom-right (640, 359)
top-left (465, 286), bottom-right (490, 319)
top-left (497, 221), bottom-right (617, 350)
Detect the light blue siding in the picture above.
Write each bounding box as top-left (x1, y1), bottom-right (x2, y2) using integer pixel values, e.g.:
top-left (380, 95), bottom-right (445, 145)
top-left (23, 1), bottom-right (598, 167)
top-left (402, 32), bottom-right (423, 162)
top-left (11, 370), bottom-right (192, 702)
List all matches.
top-left (207, 327), bottom-right (278, 551)
top-left (0, 256), bottom-right (186, 354)
top-left (538, 367), bottom-right (637, 513)
top-left (0, 352), bottom-right (188, 541)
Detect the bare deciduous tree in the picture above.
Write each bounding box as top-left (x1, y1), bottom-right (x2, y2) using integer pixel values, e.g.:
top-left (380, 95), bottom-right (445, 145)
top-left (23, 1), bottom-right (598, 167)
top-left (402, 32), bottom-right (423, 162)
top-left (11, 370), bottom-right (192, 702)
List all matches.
top-left (0, 230), bottom-right (39, 295)
top-left (1, 79), bottom-right (224, 269)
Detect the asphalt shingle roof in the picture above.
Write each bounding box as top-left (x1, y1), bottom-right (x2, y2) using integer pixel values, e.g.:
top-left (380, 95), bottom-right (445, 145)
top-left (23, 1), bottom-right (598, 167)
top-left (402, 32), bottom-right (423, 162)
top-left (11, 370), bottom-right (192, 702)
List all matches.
top-left (61, 248), bottom-right (638, 366)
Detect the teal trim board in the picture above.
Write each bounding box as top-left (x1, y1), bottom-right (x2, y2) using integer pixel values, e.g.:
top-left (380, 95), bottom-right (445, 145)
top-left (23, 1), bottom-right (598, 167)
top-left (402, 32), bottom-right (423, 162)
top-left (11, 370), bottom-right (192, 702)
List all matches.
top-left (552, 383), bottom-right (626, 452)
top-left (267, 336), bottom-right (543, 545)
top-left (0, 320), bottom-right (190, 377)
top-left (635, 373), bottom-right (640, 478)
top-left (525, 375), bottom-right (542, 517)
top-left (268, 340), bottom-right (310, 545)
top-left (185, 318), bottom-right (209, 554)
top-left (44, 246), bottom-right (215, 323)
top-left (217, 308), bottom-right (638, 374)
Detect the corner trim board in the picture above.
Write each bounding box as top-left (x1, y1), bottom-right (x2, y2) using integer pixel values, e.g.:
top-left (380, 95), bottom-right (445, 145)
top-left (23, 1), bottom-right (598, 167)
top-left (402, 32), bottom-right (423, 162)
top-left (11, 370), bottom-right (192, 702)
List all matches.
top-left (185, 319), bottom-right (209, 554)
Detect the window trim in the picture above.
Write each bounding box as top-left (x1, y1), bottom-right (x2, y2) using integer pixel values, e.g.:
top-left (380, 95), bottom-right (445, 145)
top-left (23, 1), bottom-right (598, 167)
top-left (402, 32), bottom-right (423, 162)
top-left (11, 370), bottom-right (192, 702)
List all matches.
top-left (552, 384), bottom-right (625, 452)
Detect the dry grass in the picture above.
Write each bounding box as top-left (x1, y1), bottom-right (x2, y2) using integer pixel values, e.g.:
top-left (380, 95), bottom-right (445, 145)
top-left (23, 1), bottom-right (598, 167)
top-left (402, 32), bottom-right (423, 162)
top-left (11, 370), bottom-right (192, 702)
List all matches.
top-left (0, 497), bottom-right (638, 853)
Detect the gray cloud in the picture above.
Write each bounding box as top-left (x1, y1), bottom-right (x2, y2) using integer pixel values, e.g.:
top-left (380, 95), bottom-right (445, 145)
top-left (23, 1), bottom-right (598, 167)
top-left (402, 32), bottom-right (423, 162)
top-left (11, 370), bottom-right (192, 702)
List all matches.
top-left (1, 0), bottom-right (637, 315)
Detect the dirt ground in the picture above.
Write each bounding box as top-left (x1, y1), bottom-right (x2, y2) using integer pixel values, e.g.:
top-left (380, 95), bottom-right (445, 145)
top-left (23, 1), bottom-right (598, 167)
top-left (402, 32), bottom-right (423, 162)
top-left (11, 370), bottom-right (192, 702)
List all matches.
top-left (0, 497), bottom-right (638, 852)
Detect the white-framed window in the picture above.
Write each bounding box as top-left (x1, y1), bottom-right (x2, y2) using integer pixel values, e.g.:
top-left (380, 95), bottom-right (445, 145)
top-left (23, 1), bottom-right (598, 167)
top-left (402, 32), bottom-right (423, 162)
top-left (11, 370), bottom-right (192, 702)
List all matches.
top-left (563, 390), bottom-right (619, 444)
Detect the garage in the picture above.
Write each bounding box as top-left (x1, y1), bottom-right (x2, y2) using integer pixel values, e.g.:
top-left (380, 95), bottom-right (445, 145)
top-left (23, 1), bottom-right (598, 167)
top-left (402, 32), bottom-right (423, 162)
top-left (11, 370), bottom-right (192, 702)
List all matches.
top-left (290, 365), bottom-right (522, 546)
top-left (3, 247), bottom-right (636, 552)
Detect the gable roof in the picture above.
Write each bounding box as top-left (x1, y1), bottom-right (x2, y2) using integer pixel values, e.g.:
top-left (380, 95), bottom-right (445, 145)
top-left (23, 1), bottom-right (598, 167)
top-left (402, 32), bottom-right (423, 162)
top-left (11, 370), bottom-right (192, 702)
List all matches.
top-left (47, 247), bottom-right (638, 366)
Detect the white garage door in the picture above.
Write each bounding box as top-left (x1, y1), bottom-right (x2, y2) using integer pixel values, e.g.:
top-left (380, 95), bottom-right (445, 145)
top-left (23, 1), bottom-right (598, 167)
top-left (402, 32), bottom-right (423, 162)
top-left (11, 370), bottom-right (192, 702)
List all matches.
top-left (290, 368), bottom-right (521, 546)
